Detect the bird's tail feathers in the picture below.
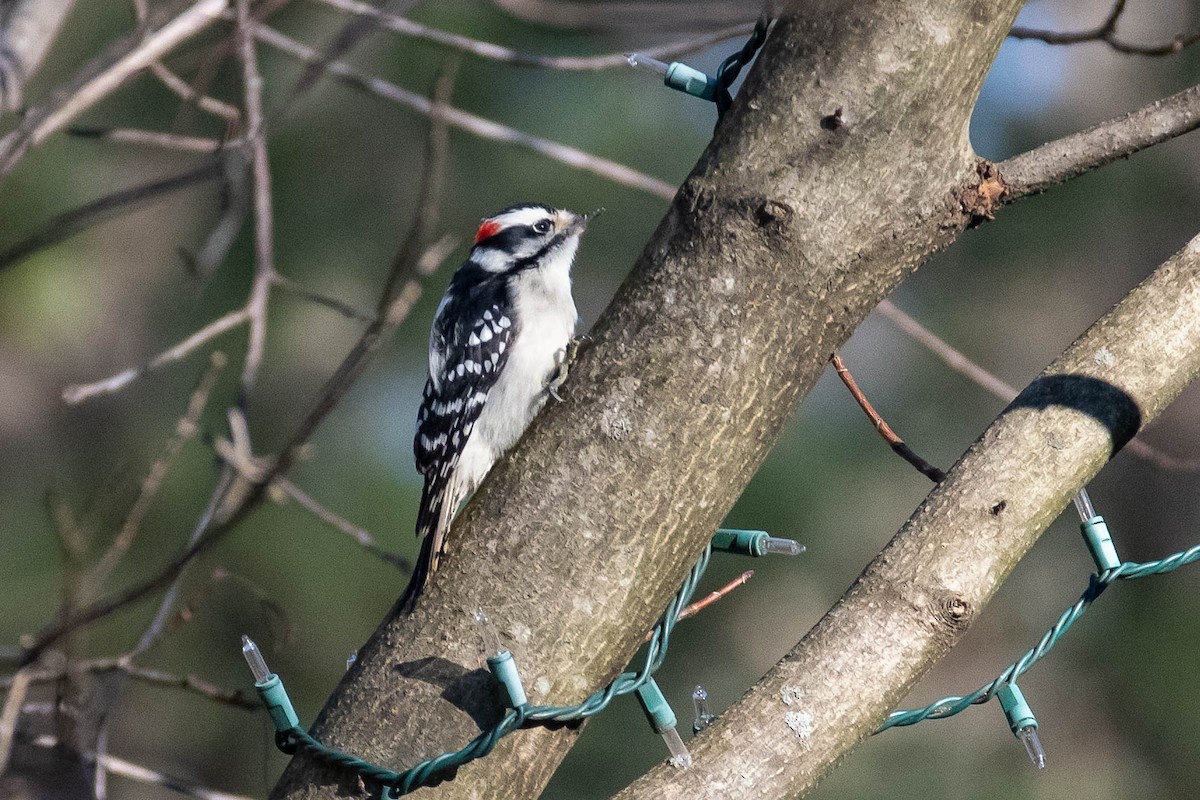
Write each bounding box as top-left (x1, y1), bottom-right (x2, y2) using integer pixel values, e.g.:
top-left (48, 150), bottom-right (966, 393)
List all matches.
top-left (399, 475), bottom-right (461, 612)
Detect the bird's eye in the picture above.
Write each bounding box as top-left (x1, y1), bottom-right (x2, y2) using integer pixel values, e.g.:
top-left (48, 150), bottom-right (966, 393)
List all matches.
top-left (533, 219), bottom-right (553, 234)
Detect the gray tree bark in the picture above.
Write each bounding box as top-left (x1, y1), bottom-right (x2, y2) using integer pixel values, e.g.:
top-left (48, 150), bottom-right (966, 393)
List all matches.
top-left (617, 231), bottom-right (1200, 798)
top-left (269, 1), bottom-right (1033, 798)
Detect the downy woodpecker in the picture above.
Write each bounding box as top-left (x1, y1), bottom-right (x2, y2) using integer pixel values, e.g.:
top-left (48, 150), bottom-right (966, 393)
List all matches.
top-left (401, 203), bottom-right (589, 608)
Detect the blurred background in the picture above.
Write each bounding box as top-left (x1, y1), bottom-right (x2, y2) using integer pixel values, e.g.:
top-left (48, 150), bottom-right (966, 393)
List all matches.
top-left (1, 0), bottom-right (1199, 798)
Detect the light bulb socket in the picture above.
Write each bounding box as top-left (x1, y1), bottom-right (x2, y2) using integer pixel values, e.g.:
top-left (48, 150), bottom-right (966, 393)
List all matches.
top-left (255, 673), bottom-right (301, 732)
top-left (998, 683), bottom-right (1037, 733)
top-left (1080, 516), bottom-right (1121, 573)
top-left (664, 62), bottom-right (718, 101)
top-left (487, 651), bottom-right (528, 708)
top-left (635, 678), bottom-right (678, 733)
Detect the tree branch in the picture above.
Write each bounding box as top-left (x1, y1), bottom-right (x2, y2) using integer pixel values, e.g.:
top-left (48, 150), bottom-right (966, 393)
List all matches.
top-left (269, 2), bottom-right (1027, 798)
top-left (0, 0), bottom-right (230, 178)
top-left (874, 299), bottom-right (1200, 470)
top-left (0, 0), bottom-right (76, 112)
top-left (1009, 0), bottom-right (1200, 57)
top-left (619, 228), bottom-right (1200, 799)
top-left (316, 0), bottom-right (754, 71)
top-left (249, 23), bottom-right (678, 200)
top-left (997, 82), bottom-right (1200, 199)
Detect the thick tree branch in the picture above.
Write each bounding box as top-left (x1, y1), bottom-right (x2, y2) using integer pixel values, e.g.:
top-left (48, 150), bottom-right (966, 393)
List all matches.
top-left (269, 2), bottom-right (1026, 798)
top-left (619, 228), bottom-right (1200, 799)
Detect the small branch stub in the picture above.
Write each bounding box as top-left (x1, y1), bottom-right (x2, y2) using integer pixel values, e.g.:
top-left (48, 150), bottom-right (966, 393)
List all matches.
top-left (960, 160), bottom-right (1008, 222)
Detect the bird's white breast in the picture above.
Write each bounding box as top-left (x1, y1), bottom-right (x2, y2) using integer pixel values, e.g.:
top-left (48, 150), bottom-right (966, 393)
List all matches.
top-left (453, 238), bottom-right (579, 490)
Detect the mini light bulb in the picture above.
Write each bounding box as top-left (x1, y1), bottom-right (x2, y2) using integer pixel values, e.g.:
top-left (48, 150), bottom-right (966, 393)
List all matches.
top-left (662, 726), bottom-right (692, 768)
top-left (762, 537), bottom-right (805, 556)
top-left (241, 635), bottom-right (271, 684)
top-left (692, 685), bottom-right (717, 734)
top-left (1017, 725), bottom-right (1046, 770)
top-left (1072, 488), bottom-right (1096, 523)
top-left (473, 608), bottom-right (503, 659)
top-left (624, 53), bottom-right (670, 75)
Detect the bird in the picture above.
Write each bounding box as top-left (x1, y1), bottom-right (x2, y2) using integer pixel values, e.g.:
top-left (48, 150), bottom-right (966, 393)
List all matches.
top-left (399, 203), bottom-right (590, 609)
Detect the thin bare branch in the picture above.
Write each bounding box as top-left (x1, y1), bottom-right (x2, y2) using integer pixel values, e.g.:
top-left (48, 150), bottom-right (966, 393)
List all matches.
top-left (132, 470), bottom-right (234, 656)
top-left (187, 147), bottom-right (251, 284)
top-left (289, 0), bottom-right (419, 97)
top-left (1009, 0), bottom-right (1200, 57)
top-left (86, 352), bottom-right (227, 594)
top-left (66, 125), bottom-right (224, 153)
top-left (120, 662), bottom-right (259, 708)
top-left (270, 274), bottom-right (376, 322)
top-left (378, 53), bottom-right (458, 312)
top-left (63, 308), bottom-right (250, 404)
top-left (17, 237), bottom-right (456, 666)
top-left (0, 0), bottom-right (76, 111)
top-left (25, 733), bottom-right (257, 800)
top-left (642, 570), bottom-right (754, 641)
top-left (317, 0), bottom-right (754, 70)
top-left (997, 82), bottom-right (1200, 199)
top-left (274, 477), bottom-right (411, 570)
top-left (0, 667), bottom-right (32, 776)
top-left (830, 351), bottom-right (947, 483)
top-left (156, 61), bottom-right (244, 123)
top-left (286, 234), bottom-right (457, 452)
top-left (876, 299), bottom-right (1200, 471)
top-left (1, 655), bottom-right (257, 709)
top-left (0, 157), bottom-right (226, 275)
top-left (251, 23), bottom-right (677, 200)
top-left (0, 0), bottom-right (230, 177)
top-left (236, 0), bottom-right (275, 399)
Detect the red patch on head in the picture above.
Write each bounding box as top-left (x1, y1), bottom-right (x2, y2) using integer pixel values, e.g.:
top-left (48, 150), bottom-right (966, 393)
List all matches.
top-left (474, 220), bottom-right (502, 244)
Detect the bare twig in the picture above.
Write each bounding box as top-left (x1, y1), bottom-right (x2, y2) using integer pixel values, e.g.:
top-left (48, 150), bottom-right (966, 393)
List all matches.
top-left (875, 299), bottom-right (1200, 471)
top-left (642, 570), bottom-right (755, 641)
top-left (0, 0), bottom-right (230, 177)
top-left (187, 147), bottom-right (252, 283)
top-left (1009, 0), bottom-right (1200, 57)
top-left (0, 157), bottom-right (227, 275)
top-left (235, 0), bottom-right (275, 399)
top-left (152, 62), bottom-right (243, 123)
top-left (317, 0), bottom-right (754, 70)
top-left (251, 23), bottom-right (677, 200)
top-left (0, 667), bottom-right (32, 775)
top-left (66, 125), bottom-right (224, 153)
top-left (132, 468), bottom-right (235, 656)
top-left (17, 237), bottom-right (456, 665)
top-left (120, 662), bottom-right (258, 708)
top-left (270, 274), bottom-right (376, 322)
top-left (86, 353), bottom-right (227, 594)
top-left (63, 308), bottom-right (250, 404)
top-left (0, 0), bottom-right (76, 111)
top-left (1, 656), bottom-right (257, 709)
top-left (997, 82), bottom-right (1200, 199)
top-left (130, 0), bottom-right (241, 126)
top-left (274, 477), bottom-right (412, 570)
top-left (289, 0), bottom-right (419, 97)
top-left (830, 351), bottom-right (947, 483)
top-left (489, 0), bottom-right (759, 33)
top-left (24, 732), bottom-right (257, 800)
top-left (378, 53), bottom-right (458, 311)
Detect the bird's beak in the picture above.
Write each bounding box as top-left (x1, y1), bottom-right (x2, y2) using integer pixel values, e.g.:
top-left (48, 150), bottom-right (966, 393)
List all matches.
top-left (568, 207), bottom-right (603, 235)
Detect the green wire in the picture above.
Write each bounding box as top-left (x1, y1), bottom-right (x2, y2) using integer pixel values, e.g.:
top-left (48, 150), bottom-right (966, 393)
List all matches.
top-left (880, 539), bottom-right (1200, 731)
top-left (270, 546), bottom-right (711, 797)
